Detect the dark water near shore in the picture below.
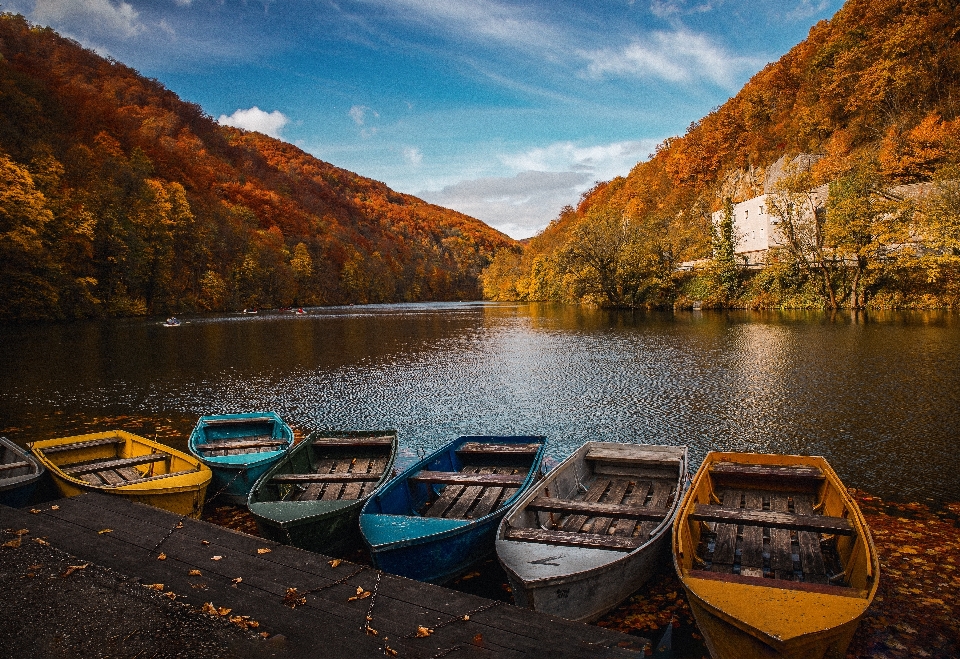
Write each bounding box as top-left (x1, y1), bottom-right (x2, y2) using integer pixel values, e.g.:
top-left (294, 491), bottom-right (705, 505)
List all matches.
top-left (1, 303), bottom-right (959, 503)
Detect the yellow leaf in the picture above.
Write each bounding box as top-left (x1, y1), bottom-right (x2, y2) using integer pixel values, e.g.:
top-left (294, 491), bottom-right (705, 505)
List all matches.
top-left (257, 548), bottom-right (271, 554)
top-left (50, 505), bottom-right (59, 510)
top-left (29, 509), bottom-right (40, 514)
top-left (164, 592), bottom-right (177, 600)
top-left (217, 607), bottom-right (232, 616)
top-left (189, 570), bottom-right (202, 576)
top-left (202, 602), bottom-right (218, 615)
top-left (232, 577), bottom-right (242, 584)
top-left (157, 553), bottom-right (167, 560)
top-left (201, 540), bottom-right (210, 545)
top-left (98, 529), bottom-right (113, 534)
top-left (33, 538), bottom-right (49, 546)
top-left (146, 583), bottom-right (164, 591)
top-left (211, 556), bottom-right (223, 561)
top-left (2, 538), bottom-right (21, 549)
top-left (416, 626), bottom-right (434, 638)
top-left (328, 558), bottom-right (342, 568)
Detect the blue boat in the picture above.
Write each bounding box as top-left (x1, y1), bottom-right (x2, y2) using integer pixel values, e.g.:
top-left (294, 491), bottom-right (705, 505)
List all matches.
top-left (189, 412), bottom-right (294, 505)
top-left (0, 436), bottom-right (44, 507)
top-left (359, 435), bottom-right (546, 583)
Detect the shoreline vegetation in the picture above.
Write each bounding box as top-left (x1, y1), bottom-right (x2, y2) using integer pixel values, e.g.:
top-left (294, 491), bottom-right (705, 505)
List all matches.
top-left (480, 0), bottom-right (960, 313)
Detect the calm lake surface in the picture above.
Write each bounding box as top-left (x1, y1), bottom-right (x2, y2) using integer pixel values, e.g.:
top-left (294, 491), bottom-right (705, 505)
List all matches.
top-left (1, 303), bottom-right (958, 503)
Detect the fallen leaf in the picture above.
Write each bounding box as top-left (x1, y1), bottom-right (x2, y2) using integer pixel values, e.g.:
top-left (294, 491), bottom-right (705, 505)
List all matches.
top-left (146, 583), bottom-right (164, 591)
top-left (201, 540), bottom-right (210, 545)
top-left (472, 633), bottom-right (484, 646)
top-left (462, 615), bottom-right (470, 621)
top-left (189, 569), bottom-right (202, 576)
top-left (232, 577), bottom-right (242, 585)
top-left (385, 647), bottom-right (398, 657)
top-left (29, 509), bottom-right (40, 514)
top-left (157, 553), bottom-right (167, 560)
top-left (2, 537), bottom-right (21, 549)
top-left (175, 522), bottom-right (184, 529)
top-left (61, 564), bottom-right (89, 577)
top-left (32, 538), bottom-right (49, 546)
top-left (202, 602), bottom-right (218, 615)
top-left (257, 548), bottom-right (271, 554)
top-left (98, 529), bottom-right (113, 534)
top-left (347, 586), bottom-right (371, 601)
top-left (164, 591), bottom-right (177, 600)
top-left (14, 529), bottom-right (28, 536)
top-left (50, 505), bottom-right (59, 510)
top-left (28, 564), bottom-right (43, 570)
top-left (365, 625), bottom-right (378, 636)
top-left (217, 606), bottom-right (232, 616)
top-left (211, 555), bottom-right (223, 561)
top-left (282, 587), bottom-right (306, 608)
top-left (416, 626), bottom-right (433, 638)
top-left (328, 558), bottom-right (342, 568)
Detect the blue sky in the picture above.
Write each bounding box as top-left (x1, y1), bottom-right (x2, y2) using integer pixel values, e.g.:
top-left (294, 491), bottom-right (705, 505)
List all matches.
top-left (8, 0), bottom-right (844, 238)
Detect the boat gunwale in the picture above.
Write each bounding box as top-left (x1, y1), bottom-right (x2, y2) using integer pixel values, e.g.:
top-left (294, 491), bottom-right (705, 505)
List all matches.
top-left (496, 441), bottom-right (688, 590)
top-left (360, 434), bottom-right (547, 551)
top-left (247, 429), bottom-right (399, 529)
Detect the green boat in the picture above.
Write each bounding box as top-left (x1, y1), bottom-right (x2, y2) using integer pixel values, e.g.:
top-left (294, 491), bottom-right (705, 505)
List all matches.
top-left (247, 430), bottom-right (398, 556)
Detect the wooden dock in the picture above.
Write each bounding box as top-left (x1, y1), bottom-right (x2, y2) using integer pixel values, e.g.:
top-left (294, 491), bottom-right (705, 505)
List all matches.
top-left (0, 494), bottom-right (647, 658)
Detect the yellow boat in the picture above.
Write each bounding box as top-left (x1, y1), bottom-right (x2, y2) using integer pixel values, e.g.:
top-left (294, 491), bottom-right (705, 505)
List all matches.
top-left (673, 452), bottom-right (879, 659)
top-left (30, 431), bottom-right (212, 518)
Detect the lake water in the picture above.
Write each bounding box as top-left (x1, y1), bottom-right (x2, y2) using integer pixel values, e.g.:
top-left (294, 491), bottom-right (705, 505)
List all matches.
top-left (1, 302), bottom-right (958, 504)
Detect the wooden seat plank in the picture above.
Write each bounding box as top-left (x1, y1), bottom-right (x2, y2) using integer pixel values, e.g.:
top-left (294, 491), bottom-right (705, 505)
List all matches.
top-left (739, 491), bottom-right (764, 577)
top-left (103, 469), bottom-right (198, 486)
top-left (505, 527), bottom-right (641, 552)
top-left (62, 454), bottom-right (169, 476)
top-left (409, 471), bottom-right (526, 487)
top-left (444, 467), bottom-right (495, 519)
top-left (455, 442), bottom-right (541, 456)
top-left (296, 458), bottom-right (336, 501)
top-left (560, 478), bottom-right (610, 532)
top-left (311, 436), bottom-right (394, 448)
top-left (203, 417), bottom-right (274, 426)
top-left (529, 496), bottom-right (667, 521)
top-left (711, 489), bottom-right (740, 572)
top-left (793, 494), bottom-right (828, 583)
top-left (585, 444), bottom-right (684, 468)
top-left (690, 504), bottom-right (854, 535)
top-left (422, 466), bottom-right (479, 518)
top-left (636, 479), bottom-right (674, 543)
top-left (613, 480), bottom-right (652, 537)
top-left (709, 462), bottom-right (824, 482)
top-left (199, 437), bottom-right (282, 453)
top-left (0, 460), bottom-right (31, 472)
top-left (769, 494), bottom-right (794, 578)
top-left (40, 437), bottom-right (123, 453)
top-left (271, 473), bottom-right (381, 484)
top-left (584, 479), bottom-right (631, 535)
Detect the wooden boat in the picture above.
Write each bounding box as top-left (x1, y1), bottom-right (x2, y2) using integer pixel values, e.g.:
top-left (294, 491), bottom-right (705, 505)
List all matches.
top-left (673, 452), bottom-right (879, 659)
top-left (29, 430), bottom-right (211, 517)
top-left (248, 430), bottom-right (398, 555)
top-left (359, 435), bottom-right (546, 583)
top-left (0, 436), bottom-right (45, 507)
top-left (496, 442), bottom-right (687, 622)
top-left (189, 412), bottom-right (294, 505)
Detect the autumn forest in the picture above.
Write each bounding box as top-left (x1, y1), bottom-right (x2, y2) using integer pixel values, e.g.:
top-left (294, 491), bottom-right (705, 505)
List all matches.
top-left (3, 0), bottom-right (960, 321)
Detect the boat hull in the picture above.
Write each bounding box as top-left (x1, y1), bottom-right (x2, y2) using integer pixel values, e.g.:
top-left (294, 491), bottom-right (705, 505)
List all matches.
top-left (30, 431), bottom-right (211, 518)
top-left (360, 435), bottom-right (546, 584)
top-left (497, 442), bottom-right (687, 622)
top-left (672, 452), bottom-right (879, 659)
top-left (189, 412), bottom-right (294, 505)
top-left (249, 430), bottom-right (398, 556)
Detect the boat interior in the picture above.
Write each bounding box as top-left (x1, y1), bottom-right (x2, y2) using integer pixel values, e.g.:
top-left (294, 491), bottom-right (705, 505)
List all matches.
top-left (195, 417), bottom-right (287, 457)
top-left (37, 433), bottom-right (198, 487)
top-left (1, 439), bottom-right (36, 480)
top-left (681, 458), bottom-right (873, 592)
top-left (504, 444), bottom-right (684, 552)
top-left (263, 433), bottom-right (396, 502)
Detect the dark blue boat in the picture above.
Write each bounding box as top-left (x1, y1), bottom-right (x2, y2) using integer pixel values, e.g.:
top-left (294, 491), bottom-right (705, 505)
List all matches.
top-left (359, 435), bottom-right (546, 583)
top-left (189, 412), bottom-right (294, 505)
top-left (0, 436), bottom-right (44, 507)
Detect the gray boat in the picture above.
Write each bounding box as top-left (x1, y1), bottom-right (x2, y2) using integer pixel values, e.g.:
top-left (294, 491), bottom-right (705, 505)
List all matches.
top-left (496, 442), bottom-right (687, 622)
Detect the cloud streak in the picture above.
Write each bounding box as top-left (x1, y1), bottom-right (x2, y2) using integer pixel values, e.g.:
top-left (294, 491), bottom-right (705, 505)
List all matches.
top-left (32, 0), bottom-right (144, 40)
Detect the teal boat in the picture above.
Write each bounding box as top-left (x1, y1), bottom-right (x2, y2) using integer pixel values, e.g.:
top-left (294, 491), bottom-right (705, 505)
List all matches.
top-left (189, 412), bottom-right (294, 505)
top-left (359, 435), bottom-right (546, 584)
top-left (248, 430), bottom-right (397, 556)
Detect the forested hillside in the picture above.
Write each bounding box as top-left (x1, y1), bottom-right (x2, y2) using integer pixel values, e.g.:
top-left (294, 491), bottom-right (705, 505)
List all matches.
top-left (483, 0), bottom-right (960, 309)
top-left (0, 13), bottom-right (516, 321)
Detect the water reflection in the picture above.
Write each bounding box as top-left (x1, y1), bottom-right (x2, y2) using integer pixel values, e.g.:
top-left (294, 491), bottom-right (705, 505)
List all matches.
top-left (1, 303), bottom-right (958, 503)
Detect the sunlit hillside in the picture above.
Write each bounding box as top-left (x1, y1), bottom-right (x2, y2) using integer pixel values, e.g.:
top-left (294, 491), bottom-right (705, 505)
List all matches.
top-left (0, 13), bottom-right (517, 321)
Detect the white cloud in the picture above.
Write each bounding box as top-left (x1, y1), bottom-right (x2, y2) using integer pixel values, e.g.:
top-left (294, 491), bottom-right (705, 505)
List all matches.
top-left (33, 0), bottom-right (144, 40)
top-left (580, 29), bottom-right (762, 89)
top-left (500, 140), bottom-right (658, 180)
top-left (649, 0), bottom-right (716, 18)
top-left (217, 107), bottom-right (289, 138)
top-left (349, 105), bottom-right (368, 126)
top-left (404, 147), bottom-right (423, 167)
top-left (422, 171), bottom-right (591, 239)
